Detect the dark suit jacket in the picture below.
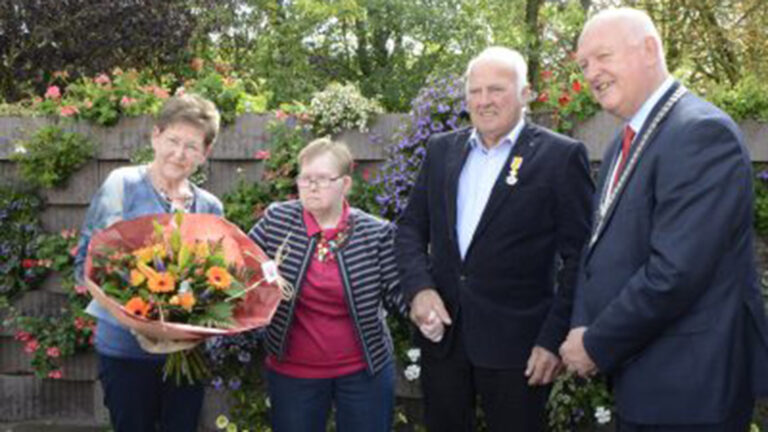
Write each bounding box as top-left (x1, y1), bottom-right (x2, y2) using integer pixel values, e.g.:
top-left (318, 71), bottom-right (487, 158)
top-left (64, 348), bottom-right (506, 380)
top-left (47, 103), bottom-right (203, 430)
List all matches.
top-left (396, 122), bottom-right (594, 368)
top-left (573, 82), bottom-right (768, 424)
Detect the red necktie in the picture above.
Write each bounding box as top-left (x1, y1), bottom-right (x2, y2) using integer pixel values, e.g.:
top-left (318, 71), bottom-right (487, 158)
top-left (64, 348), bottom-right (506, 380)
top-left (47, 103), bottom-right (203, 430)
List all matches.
top-left (611, 125), bottom-right (635, 189)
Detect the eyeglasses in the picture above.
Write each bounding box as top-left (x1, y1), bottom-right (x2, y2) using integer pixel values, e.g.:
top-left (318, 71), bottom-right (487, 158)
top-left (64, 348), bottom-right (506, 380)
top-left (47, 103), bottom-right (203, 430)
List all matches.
top-left (296, 175), bottom-right (344, 189)
top-left (163, 136), bottom-right (205, 157)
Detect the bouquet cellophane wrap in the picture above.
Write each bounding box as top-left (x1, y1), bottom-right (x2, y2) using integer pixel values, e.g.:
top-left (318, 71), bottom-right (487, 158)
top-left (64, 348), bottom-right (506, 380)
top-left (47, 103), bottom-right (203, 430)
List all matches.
top-left (84, 213), bottom-right (283, 342)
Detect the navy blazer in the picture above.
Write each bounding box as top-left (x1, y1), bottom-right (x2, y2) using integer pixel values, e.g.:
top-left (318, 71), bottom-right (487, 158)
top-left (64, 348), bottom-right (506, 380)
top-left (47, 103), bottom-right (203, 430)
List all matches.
top-left (397, 123), bottom-right (594, 368)
top-left (574, 82), bottom-right (768, 424)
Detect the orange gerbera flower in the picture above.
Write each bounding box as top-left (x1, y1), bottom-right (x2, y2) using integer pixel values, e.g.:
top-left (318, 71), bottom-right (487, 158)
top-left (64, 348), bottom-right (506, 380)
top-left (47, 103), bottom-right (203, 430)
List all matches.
top-left (148, 272), bottom-right (176, 293)
top-left (125, 297), bottom-right (151, 317)
top-left (206, 266), bottom-right (232, 290)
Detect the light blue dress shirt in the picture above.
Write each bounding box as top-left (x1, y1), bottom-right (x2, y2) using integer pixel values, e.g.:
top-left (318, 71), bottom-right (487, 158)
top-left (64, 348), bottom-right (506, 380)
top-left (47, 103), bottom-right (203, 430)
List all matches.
top-left (456, 120), bottom-right (524, 259)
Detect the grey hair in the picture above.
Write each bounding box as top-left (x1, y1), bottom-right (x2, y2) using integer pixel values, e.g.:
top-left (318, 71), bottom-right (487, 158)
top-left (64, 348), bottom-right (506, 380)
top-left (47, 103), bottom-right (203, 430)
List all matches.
top-left (464, 46), bottom-right (529, 95)
top-left (582, 7), bottom-right (667, 70)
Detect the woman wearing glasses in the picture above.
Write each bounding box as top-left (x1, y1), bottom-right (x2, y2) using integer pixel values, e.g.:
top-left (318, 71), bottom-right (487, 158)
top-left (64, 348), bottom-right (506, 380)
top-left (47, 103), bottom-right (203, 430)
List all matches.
top-left (248, 137), bottom-right (407, 432)
top-left (74, 94), bottom-right (222, 432)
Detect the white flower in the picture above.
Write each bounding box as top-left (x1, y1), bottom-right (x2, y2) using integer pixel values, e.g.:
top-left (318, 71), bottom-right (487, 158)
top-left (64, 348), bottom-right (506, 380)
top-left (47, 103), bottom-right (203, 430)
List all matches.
top-left (404, 364), bottom-right (421, 381)
top-left (406, 348), bottom-right (421, 363)
top-left (14, 144), bottom-right (27, 154)
top-left (594, 406), bottom-right (611, 425)
top-left (264, 396), bottom-right (271, 408)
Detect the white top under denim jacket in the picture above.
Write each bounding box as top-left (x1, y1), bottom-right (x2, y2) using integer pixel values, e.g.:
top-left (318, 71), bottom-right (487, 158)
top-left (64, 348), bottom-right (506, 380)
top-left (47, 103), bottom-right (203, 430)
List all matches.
top-left (74, 165), bottom-right (223, 360)
top-left (248, 200), bottom-right (408, 375)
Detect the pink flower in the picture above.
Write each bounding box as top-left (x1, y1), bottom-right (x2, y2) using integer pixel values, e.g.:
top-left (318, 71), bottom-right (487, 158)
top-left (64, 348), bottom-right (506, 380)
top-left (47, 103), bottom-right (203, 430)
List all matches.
top-left (24, 340), bottom-right (39, 354)
top-left (254, 150), bottom-right (271, 160)
top-left (74, 285), bottom-right (88, 295)
top-left (74, 317), bottom-right (85, 330)
top-left (14, 331), bottom-right (31, 342)
top-left (537, 92), bottom-right (549, 103)
top-left (84, 100), bottom-right (93, 109)
top-left (362, 168), bottom-right (371, 181)
top-left (120, 96), bottom-right (137, 107)
top-left (69, 246), bottom-right (79, 257)
top-left (48, 370), bottom-right (63, 379)
top-left (45, 86), bottom-right (61, 100)
top-left (59, 105), bottom-right (79, 117)
top-left (94, 73), bottom-right (111, 85)
top-left (153, 87), bottom-right (169, 99)
top-left (46, 347), bottom-right (61, 358)
top-left (275, 110), bottom-right (288, 120)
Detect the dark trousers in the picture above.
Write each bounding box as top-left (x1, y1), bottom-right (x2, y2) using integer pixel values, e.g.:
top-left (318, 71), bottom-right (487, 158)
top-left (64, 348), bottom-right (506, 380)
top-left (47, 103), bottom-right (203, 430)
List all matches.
top-left (420, 331), bottom-right (550, 432)
top-left (266, 361), bottom-right (395, 432)
top-left (617, 401), bottom-right (754, 432)
top-left (98, 354), bottom-right (204, 432)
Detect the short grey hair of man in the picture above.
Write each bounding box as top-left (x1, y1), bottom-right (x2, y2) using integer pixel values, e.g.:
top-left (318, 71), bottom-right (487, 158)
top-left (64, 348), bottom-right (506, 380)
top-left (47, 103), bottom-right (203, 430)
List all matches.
top-left (464, 46), bottom-right (529, 96)
top-left (581, 7), bottom-right (667, 71)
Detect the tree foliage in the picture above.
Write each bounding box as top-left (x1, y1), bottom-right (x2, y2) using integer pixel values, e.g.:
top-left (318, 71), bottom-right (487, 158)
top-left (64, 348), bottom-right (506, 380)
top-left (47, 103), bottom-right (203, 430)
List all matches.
top-left (0, 0), bottom-right (203, 101)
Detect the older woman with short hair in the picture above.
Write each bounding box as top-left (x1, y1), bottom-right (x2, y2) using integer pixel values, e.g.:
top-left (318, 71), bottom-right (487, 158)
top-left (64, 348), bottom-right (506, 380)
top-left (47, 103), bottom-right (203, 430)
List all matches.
top-left (74, 93), bottom-right (222, 432)
top-left (248, 137), bottom-right (407, 432)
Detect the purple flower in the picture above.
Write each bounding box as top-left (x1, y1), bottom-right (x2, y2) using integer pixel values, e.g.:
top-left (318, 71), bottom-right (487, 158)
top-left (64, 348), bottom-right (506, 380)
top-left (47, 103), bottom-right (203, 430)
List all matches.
top-left (237, 351), bottom-right (252, 363)
top-left (228, 377), bottom-right (241, 390)
top-left (758, 170), bottom-right (768, 182)
top-left (211, 376), bottom-right (224, 391)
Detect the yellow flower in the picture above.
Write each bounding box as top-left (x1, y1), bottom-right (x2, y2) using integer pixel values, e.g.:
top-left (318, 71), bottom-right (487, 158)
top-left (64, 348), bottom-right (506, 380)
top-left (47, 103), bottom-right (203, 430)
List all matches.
top-left (130, 269), bottom-right (146, 287)
top-left (124, 297), bottom-right (151, 317)
top-left (178, 292), bottom-right (196, 311)
top-left (206, 266), bottom-right (232, 290)
top-left (195, 241), bottom-right (210, 259)
top-left (215, 415), bottom-right (229, 429)
top-left (133, 246), bottom-right (155, 263)
top-left (169, 295), bottom-right (180, 305)
top-left (148, 272), bottom-right (176, 293)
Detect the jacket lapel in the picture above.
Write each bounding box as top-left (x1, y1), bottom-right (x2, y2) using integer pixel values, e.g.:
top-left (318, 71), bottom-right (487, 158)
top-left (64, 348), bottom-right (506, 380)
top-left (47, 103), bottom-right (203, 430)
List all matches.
top-left (586, 81), bottom-right (683, 255)
top-left (445, 129), bottom-right (472, 253)
top-left (465, 124), bottom-right (538, 259)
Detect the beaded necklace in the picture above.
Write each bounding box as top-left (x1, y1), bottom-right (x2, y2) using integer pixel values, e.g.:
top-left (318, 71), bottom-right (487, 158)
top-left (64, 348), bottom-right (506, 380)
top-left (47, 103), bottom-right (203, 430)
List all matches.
top-left (315, 218), bottom-right (353, 263)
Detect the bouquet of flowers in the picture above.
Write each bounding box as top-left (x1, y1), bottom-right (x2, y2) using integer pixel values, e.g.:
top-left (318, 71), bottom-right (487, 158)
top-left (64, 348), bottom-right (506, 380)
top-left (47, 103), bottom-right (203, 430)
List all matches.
top-left (84, 212), bottom-right (286, 384)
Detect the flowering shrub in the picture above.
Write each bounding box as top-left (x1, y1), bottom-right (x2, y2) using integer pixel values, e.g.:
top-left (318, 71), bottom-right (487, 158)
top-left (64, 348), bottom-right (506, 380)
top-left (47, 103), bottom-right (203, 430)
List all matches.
top-left (308, 82), bottom-right (383, 136)
top-left (548, 374), bottom-right (614, 431)
top-left (0, 185), bottom-right (46, 307)
top-left (10, 126), bottom-right (96, 188)
top-left (35, 69), bottom-right (170, 126)
top-left (532, 68), bottom-right (599, 133)
top-left (4, 228), bottom-right (95, 379)
top-left (374, 75), bottom-right (469, 219)
top-left (31, 64), bottom-right (268, 127)
top-left (207, 333), bottom-right (270, 432)
top-left (7, 309), bottom-right (95, 379)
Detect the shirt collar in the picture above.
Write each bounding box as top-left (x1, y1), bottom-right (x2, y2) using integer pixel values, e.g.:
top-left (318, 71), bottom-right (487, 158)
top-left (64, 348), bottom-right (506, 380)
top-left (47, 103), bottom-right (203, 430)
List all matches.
top-left (468, 117), bottom-right (525, 153)
top-left (303, 200), bottom-right (350, 237)
top-left (628, 76), bottom-right (675, 134)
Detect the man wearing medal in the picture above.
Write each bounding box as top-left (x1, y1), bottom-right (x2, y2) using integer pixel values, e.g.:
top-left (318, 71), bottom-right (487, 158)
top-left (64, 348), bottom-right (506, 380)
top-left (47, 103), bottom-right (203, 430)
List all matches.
top-left (560, 8), bottom-right (768, 431)
top-left (396, 46), bottom-right (594, 431)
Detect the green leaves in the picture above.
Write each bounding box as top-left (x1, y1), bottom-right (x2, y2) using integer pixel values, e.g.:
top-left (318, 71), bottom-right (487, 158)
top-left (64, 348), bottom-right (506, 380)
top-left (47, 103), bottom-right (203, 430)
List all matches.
top-left (10, 126), bottom-right (96, 188)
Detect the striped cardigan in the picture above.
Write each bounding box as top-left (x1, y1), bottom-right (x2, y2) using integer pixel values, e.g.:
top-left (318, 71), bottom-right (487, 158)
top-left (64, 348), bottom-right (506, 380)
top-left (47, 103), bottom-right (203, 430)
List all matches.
top-left (248, 200), bottom-right (407, 374)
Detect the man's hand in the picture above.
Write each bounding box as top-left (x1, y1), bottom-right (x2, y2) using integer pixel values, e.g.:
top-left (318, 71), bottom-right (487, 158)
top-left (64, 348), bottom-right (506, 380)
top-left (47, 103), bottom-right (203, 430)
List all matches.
top-left (410, 289), bottom-right (452, 343)
top-left (559, 327), bottom-right (597, 377)
top-left (525, 346), bottom-right (562, 385)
